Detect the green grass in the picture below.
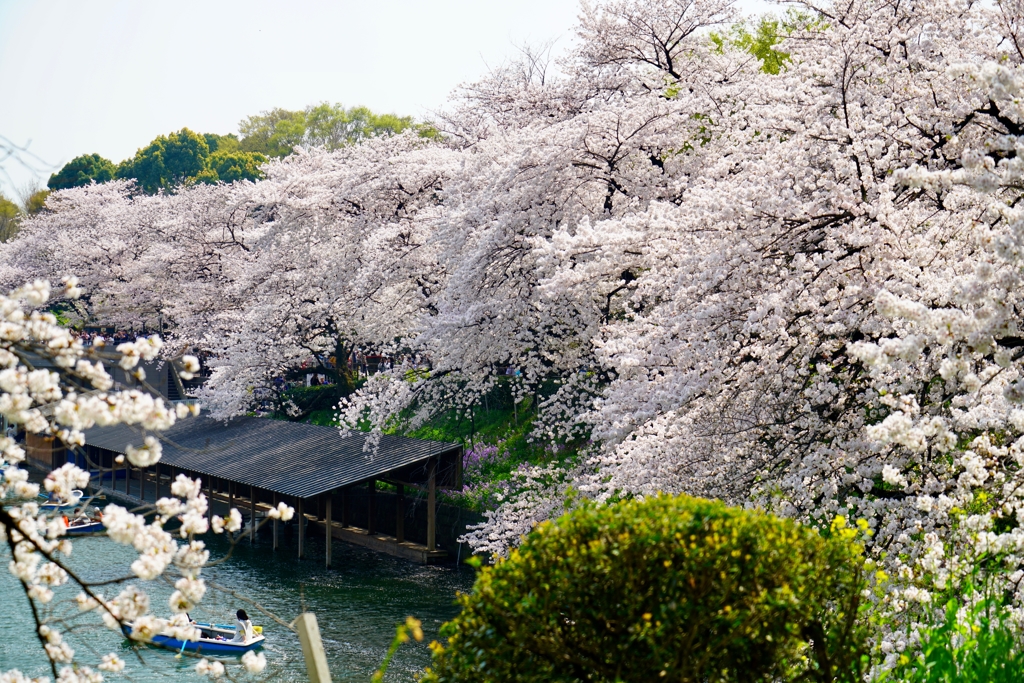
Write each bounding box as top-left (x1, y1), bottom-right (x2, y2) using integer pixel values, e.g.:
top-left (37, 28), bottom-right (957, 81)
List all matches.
top-left (284, 381), bottom-right (585, 513)
top-left (306, 409), bottom-right (338, 426)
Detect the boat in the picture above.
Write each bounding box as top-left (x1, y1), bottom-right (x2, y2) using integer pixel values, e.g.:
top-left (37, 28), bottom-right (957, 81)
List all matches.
top-left (39, 490), bottom-right (85, 512)
top-left (63, 513), bottom-right (104, 535)
top-left (122, 621), bottom-right (265, 655)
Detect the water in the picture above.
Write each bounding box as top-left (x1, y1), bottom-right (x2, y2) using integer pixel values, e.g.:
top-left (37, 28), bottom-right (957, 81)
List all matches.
top-left (0, 518), bottom-right (476, 681)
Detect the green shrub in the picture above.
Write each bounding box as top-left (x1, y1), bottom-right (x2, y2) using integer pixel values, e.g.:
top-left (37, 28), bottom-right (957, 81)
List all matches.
top-left (280, 383), bottom-right (353, 421)
top-left (424, 495), bottom-right (868, 683)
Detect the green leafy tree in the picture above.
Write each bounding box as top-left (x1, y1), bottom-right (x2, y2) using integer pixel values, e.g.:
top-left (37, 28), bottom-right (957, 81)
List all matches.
top-left (304, 102), bottom-right (414, 149)
top-left (117, 139), bottom-right (166, 194)
top-left (710, 15), bottom-right (793, 75)
top-left (424, 496), bottom-right (869, 683)
top-left (117, 128), bottom-right (211, 193)
top-left (47, 153), bottom-right (117, 190)
top-left (239, 103), bottom-right (417, 156)
top-left (238, 108), bottom-right (307, 157)
top-left (202, 132), bottom-right (240, 154)
top-left (160, 128), bottom-right (210, 184)
top-left (207, 150), bottom-right (266, 183)
top-left (189, 168), bottom-right (220, 185)
top-left (24, 189), bottom-right (49, 215)
top-left (0, 193), bottom-right (19, 242)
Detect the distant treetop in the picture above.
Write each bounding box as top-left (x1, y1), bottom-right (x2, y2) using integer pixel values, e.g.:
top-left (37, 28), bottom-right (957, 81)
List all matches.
top-left (47, 103), bottom-right (423, 195)
top-left (47, 153), bottom-right (116, 190)
top-left (238, 102), bottom-right (420, 157)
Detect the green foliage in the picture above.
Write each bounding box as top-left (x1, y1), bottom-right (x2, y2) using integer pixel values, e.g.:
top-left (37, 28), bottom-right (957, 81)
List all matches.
top-left (880, 587), bottom-right (1024, 682)
top-left (117, 127), bottom-right (210, 193)
top-left (190, 168), bottom-right (221, 186)
top-left (238, 108), bottom-right (308, 157)
top-left (710, 16), bottom-right (791, 75)
top-left (424, 496), bottom-right (869, 683)
top-left (239, 102), bottom-right (416, 156)
top-left (305, 102), bottom-right (414, 147)
top-left (207, 150), bottom-right (267, 183)
top-left (372, 617), bottom-right (424, 683)
top-left (202, 132), bottom-right (240, 154)
top-left (24, 189), bottom-right (49, 215)
top-left (47, 153), bottom-right (116, 190)
top-left (116, 128), bottom-right (267, 192)
top-left (277, 382), bottom-right (357, 424)
top-left (0, 193), bottom-right (20, 242)
top-left (50, 104), bottom-right (419, 196)
top-left (159, 128), bottom-right (210, 184)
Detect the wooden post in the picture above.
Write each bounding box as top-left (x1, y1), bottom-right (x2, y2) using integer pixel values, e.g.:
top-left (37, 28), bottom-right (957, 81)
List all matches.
top-left (427, 459), bottom-right (437, 552)
top-left (395, 484), bottom-right (405, 543)
top-left (325, 493), bottom-right (332, 569)
top-left (250, 485), bottom-right (257, 543)
top-left (341, 488), bottom-right (349, 528)
top-left (295, 612), bottom-right (332, 683)
top-left (273, 492), bottom-right (279, 551)
top-left (206, 477), bottom-right (213, 521)
top-left (367, 479), bottom-right (376, 535)
top-left (297, 498), bottom-right (305, 560)
top-left (229, 482), bottom-right (234, 513)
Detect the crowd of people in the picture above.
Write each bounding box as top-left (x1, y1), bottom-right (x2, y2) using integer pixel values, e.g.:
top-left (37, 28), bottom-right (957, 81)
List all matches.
top-left (69, 328), bottom-right (151, 347)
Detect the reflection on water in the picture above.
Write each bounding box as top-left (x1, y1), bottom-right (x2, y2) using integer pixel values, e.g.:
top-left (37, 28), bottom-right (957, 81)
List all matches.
top-left (0, 517), bottom-right (475, 682)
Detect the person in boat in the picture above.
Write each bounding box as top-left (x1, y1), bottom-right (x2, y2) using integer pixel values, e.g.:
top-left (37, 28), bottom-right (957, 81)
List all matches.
top-left (231, 609), bottom-right (254, 643)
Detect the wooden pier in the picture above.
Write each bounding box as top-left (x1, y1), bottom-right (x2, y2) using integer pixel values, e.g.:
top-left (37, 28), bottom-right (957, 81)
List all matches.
top-left (32, 416), bottom-right (463, 565)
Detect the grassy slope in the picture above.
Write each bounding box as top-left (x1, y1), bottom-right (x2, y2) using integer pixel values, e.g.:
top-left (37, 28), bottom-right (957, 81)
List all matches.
top-left (292, 383), bottom-right (581, 513)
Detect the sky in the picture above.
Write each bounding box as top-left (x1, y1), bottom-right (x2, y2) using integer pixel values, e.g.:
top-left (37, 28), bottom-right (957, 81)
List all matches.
top-left (0, 0), bottom-right (771, 200)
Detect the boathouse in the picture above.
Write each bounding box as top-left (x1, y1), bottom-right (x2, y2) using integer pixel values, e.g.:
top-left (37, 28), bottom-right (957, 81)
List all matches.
top-left (36, 416), bottom-right (464, 565)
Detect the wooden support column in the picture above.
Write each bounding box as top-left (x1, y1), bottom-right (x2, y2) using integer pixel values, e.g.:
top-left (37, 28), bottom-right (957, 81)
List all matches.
top-left (250, 485), bottom-right (257, 543)
top-left (297, 498), bottom-right (305, 560)
top-left (425, 458), bottom-right (438, 548)
top-left (229, 482), bottom-right (234, 513)
top-left (123, 459), bottom-right (128, 495)
top-left (395, 484), bottom-right (405, 543)
top-left (427, 458), bottom-right (437, 551)
top-left (341, 488), bottom-right (349, 528)
top-left (206, 477), bottom-right (213, 521)
top-left (367, 479), bottom-right (376, 535)
top-left (272, 492), bottom-right (279, 551)
top-left (325, 493), bottom-right (332, 569)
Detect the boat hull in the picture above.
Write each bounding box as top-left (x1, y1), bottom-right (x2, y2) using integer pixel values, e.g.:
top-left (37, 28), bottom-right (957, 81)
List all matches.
top-left (65, 522), bottom-right (104, 535)
top-left (122, 623), bottom-right (265, 655)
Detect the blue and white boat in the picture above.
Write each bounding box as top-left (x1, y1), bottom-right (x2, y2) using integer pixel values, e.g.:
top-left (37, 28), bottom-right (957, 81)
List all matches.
top-left (63, 513), bottom-right (104, 535)
top-left (39, 490), bottom-right (85, 512)
top-left (122, 622), bottom-right (265, 655)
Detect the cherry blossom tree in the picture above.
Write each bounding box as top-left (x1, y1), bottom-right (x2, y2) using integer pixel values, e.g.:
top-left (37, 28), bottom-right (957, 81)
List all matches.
top-left (10, 0), bottom-right (1024, 658)
top-left (0, 275), bottom-right (295, 682)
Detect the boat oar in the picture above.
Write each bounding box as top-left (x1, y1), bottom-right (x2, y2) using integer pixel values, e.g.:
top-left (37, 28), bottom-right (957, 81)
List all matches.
top-left (175, 639), bottom-right (188, 659)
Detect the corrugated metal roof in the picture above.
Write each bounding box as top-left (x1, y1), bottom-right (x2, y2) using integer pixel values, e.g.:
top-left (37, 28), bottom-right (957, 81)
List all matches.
top-left (83, 416), bottom-right (461, 499)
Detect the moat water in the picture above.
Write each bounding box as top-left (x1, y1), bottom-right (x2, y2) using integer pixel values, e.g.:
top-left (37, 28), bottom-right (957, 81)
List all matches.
top-left (0, 516), bottom-right (475, 682)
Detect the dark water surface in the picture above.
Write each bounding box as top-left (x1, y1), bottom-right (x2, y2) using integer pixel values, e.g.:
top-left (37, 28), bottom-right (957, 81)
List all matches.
top-left (0, 520), bottom-right (476, 682)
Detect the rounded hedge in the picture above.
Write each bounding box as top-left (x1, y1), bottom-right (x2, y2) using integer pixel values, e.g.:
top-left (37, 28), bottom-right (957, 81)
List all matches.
top-left (424, 495), bottom-right (868, 683)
